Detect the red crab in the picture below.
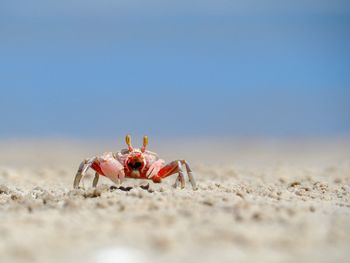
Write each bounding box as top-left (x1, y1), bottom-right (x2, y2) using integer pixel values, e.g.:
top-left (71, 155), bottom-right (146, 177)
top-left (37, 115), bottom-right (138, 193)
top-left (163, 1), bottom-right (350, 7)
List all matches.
top-left (73, 135), bottom-right (197, 190)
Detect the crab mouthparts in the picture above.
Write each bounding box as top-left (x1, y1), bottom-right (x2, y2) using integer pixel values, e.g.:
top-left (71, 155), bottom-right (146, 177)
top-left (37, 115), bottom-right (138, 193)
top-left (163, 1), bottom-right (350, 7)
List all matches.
top-left (131, 169), bottom-right (141, 177)
top-left (129, 161), bottom-right (142, 170)
top-left (128, 160), bottom-right (143, 177)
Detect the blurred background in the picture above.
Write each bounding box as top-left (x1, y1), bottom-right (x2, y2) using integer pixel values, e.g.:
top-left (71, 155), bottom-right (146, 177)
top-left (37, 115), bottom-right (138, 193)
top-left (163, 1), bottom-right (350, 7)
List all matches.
top-left (0, 0), bottom-right (349, 139)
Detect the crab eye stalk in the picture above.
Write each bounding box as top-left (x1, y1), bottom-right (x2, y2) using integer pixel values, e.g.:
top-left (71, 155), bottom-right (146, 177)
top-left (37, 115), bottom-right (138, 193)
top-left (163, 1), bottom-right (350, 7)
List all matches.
top-left (125, 134), bottom-right (133, 151)
top-left (141, 135), bottom-right (148, 152)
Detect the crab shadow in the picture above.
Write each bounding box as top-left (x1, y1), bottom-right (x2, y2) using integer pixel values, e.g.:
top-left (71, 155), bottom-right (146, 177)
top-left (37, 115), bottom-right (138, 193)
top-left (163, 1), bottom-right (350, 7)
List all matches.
top-left (109, 183), bottom-right (151, 192)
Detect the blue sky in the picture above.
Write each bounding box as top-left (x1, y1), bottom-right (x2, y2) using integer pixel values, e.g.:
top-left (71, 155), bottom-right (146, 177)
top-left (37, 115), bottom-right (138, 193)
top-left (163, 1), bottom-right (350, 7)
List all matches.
top-left (0, 1), bottom-right (349, 138)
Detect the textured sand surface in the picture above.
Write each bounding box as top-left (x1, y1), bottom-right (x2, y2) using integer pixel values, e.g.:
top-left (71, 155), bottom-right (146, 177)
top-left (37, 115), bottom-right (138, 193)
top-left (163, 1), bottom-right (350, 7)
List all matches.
top-left (0, 138), bottom-right (349, 263)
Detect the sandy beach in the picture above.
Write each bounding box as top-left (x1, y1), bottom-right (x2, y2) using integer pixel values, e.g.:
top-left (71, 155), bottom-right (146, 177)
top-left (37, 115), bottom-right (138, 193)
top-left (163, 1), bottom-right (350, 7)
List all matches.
top-left (0, 138), bottom-right (349, 263)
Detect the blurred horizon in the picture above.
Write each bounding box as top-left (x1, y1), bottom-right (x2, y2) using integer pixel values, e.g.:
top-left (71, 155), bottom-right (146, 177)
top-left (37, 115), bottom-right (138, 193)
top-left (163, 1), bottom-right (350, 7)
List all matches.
top-left (1, 1), bottom-right (349, 139)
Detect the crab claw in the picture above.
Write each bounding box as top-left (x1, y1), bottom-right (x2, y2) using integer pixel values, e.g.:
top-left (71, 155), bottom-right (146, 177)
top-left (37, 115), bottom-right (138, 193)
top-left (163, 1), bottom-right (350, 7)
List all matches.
top-left (99, 153), bottom-right (125, 183)
top-left (146, 159), bottom-right (165, 178)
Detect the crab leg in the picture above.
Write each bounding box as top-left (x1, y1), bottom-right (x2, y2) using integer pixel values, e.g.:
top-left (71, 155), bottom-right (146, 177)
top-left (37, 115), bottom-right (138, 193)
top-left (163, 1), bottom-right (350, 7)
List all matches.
top-left (181, 160), bottom-right (197, 190)
top-left (154, 160), bottom-right (197, 190)
top-left (73, 157), bottom-right (97, 189)
top-left (173, 174), bottom-right (183, 188)
top-left (92, 172), bottom-right (100, 188)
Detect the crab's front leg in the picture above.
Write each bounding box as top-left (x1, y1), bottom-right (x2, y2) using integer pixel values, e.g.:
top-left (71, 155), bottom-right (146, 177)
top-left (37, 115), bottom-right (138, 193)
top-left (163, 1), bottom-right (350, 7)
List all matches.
top-left (152, 160), bottom-right (197, 190)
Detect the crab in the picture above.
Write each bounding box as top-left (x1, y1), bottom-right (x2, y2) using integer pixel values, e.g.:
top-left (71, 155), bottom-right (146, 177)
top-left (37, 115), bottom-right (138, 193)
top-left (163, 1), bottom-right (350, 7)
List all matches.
top-left (73, 135), bottom-right (197, 190)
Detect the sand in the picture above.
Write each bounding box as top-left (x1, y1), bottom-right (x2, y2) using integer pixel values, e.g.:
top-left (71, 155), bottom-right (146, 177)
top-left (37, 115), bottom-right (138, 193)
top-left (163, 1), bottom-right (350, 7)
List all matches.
top-left (0, 138), bottom-right (349, 263)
